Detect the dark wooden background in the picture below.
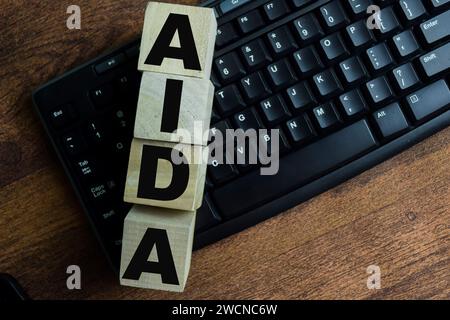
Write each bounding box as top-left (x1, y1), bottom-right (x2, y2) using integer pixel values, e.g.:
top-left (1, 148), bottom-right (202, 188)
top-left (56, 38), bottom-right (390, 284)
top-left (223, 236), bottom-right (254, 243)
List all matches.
top-left (0, 0), bottom-right (449, 300)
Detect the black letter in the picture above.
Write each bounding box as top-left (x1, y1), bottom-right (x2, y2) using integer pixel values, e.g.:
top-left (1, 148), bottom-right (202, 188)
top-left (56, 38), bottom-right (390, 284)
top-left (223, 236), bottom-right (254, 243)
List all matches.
top-left (145, 13), bottom-right (201, 71)
top-left (161, 79), bottom-right (183, 133)
top-left (123, 228), bottom-right (179, 285)
top-left (137, 145), bottom-right (189, 201)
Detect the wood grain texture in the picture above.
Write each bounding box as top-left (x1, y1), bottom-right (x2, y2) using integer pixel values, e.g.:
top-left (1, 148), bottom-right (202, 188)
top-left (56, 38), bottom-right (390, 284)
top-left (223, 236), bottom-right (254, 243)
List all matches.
top-left (0, 0), bottom-right (449, 300)
top-left (120, 205), bottom-right (196, 292)
top-left (138, 1), bottom-right (216, 79)
top-left (124, 138), bottom-right (206, 210)
top-left (135, 72), bottom-right (214, 145)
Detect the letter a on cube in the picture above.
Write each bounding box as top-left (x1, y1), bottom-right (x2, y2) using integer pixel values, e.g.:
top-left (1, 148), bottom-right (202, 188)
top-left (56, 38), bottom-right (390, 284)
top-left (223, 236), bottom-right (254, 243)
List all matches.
top-left (138, 2), bottom-right (217, 79)
top-left (120, 205), bottom-right (196, 292)
top-left (135, 72), bottom-right (214, 146)
top-left (124, 138), bottom-right (206, 211)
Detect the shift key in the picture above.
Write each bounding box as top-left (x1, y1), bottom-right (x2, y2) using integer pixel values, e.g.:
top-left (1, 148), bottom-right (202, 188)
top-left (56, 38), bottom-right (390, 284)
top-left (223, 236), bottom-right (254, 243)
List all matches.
top-left (419, 42), bottom-right (450, 77)
top-left (420, 10), bottom-right (450, 44)
top-left (406, 80), bottom-right (450, 121)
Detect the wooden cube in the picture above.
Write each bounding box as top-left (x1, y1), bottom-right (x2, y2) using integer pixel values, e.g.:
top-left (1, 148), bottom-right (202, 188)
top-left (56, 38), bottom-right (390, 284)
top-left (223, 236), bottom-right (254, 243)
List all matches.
top-left (120, 205), bottom-right (196, 292)
top-left (138, 2), bottom-right (217, 79)
top-left (124, 138), bottom-right (206, 211)
top-left (134, 72), bottom-right (214, 146)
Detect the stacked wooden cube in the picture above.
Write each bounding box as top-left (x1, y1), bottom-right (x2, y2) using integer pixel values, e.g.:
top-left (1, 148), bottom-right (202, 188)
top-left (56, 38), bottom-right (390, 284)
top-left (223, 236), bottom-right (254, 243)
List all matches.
top-left (119, 2), bottom-right (217, 292)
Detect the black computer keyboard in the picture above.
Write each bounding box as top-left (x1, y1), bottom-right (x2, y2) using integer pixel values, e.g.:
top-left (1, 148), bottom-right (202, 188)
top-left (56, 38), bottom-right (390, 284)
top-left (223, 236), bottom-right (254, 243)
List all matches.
top-left (33, 0), bottom-right (450, 271)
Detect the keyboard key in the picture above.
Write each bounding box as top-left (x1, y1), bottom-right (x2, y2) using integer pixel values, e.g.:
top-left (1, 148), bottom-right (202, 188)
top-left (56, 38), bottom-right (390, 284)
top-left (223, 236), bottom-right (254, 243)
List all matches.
top-left (216, 22), bottom-right (239, 48)
top-left (339, 57), bottom-right (366, 85)
top-left (286, 82), bottom-right (316, 110)
top-left (419, 42), bottom-right (450, 77)
top-left (215, 52), bottom-right (246, 84)
top-left (63, 133), bottom-right (86, 155)
top-left (233, 108), bottom-right (264, 131)
top-left (313, 103), bottom-right (341, 130)
top-left (319, 1), bottom-right (349, 31)
top-left (376, 6), bottom-right (401, 35)
top-left (219, 0), bottom-right (252, 15)
top-left (209, 161), bottom-right (238, 184)
top-left (366, 43), bottom-right (394, 72)
top-left (94, 54), bottom-right (126, 74)
top-left (392, 30), bottom-right (420, 58)
top-left (392, 63), bottom-right (420, 92)
top-left (241, 72), bottom-right (271, 103)
top-left (430, 0), bottom-right (450, 10)
top-left (260, 95), bottom-right (291, 125)
top-left (347, 0), bottom-right (372, 17)
top-left (291, 0), bottom-right (312, 8)
top-left (293, 14), bottom-right (324, 43)
top-left (90, 84), bottom-right (114, 109)
top-left (241, 39), bottom-right (272, 71)
top-left (320, 33), bottom-right (348, 62)
top-left (75, 157), bottom-right (97, 179)
top-left (286, 114), bottom-right (315, 144)
top-left (238, 10), bottom-right (265, 34)
top-left (346, 20), bottom-right (374, 48)
top-left (293, 46), bottom-right (323, 74)
top-left (86, 121), bottom-right (105, 144)
top-left (373, 103), bottom-right (409, 138)
top-left (213, 120), bottom-right (377, 218)
top-left (366, 76), bottom-right (393, 104)
top-left (313, 69), bottom-right (342, 98)
top-left (339, 89), bottom-right (367, 117)
top-left (267, 59), bottom-right (297, 90)
top-left (195, 195), bottom-right (222, 232)
top-left (406, 80), bottom-right (450, 121)
top-left (399, 0), bottom-right (427, 22)
top-left (267, 26), bottom-right (298, 57)
top-left (420, 10), bottom-right (450, 44)
top-left (215, 84), bottom-right (246, 116)
top-left (50, 105), bottom-right (76, 128)
top-left (263, 0), bottom-right (290, 21)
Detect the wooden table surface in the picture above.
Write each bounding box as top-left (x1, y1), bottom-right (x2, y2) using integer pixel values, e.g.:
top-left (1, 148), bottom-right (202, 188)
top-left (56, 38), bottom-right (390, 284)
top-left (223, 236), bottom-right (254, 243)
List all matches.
top-left (0, 0), bottom-right (449, 300)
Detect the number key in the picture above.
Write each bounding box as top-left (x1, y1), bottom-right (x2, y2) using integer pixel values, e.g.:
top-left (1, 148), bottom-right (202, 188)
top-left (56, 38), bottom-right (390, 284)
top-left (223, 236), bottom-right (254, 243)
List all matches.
top-left (240, 39), bottom-right (272, 71)
top-left (215, 52), bottom-right (246, 84)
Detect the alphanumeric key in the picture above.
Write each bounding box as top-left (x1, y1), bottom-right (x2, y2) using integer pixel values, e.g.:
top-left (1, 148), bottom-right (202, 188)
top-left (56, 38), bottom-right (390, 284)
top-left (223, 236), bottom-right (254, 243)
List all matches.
top-left (63, 132), bottom-right (86, 155)
top-left (346, 20), bottom-right (374, 48)
top-left (216, 22), bottom-right (239, 48)
top-left (392, 30), bottom-right (420, 59)
top-left (339, 89), bottom-right (367, 117)
top-left (267, 26), bottom-right (298, 58)
top-left (233, 107), bottom-right (264, 131)
top-left (215, 52), bottom-right (246, 84)
top-left (241, 39), bottom-right (272, 71)
top-left (320, 33), bottom-right (348, 62)
top-left (285, 114), bottom-right (315, 144)
top-left (346, 0), bottom-right (372, 17)
top-left (267, 59), bottom-right (297, 90)
top-left (241, 72), bottom-right (271, 103)
top-left (313, 69), bottom-right (342, 98)
top-left (293, 14), bottom-right (324, 43)
top-left (238, 10), bottom-right (265, 34)
top-left (366, 76), bottom-right (393, 105)
top-left (366, 43), bottom-right (394, 72)
top-left (263, 0), bottom-right (290, 21)
top-left (87, 121), bottom-right (106, 144)
top-left (392, 63), bottom-right (420, 92)
top-left (208, 160), bottom-right (238, 184)
top-left (319, 1), bottom-right (349, 31)
top-left (399, 0), bottom-right (427, 22)
top-left (260, 95), bottom-right (291, 125)
top-left (375, 6), bottom-right (401, 36)
top-left (339, 57), bottom-right (366, 85)
top-left (313, 103), bottom-right (341, 130)
top-left (215, 84), bottom-right (246, 116)
top-left (293, 46), bottom-right (323, 75)
top-left (286, 82), bottom-right (316, 110)
top-left (373, 103), bottom-right (409, 138)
